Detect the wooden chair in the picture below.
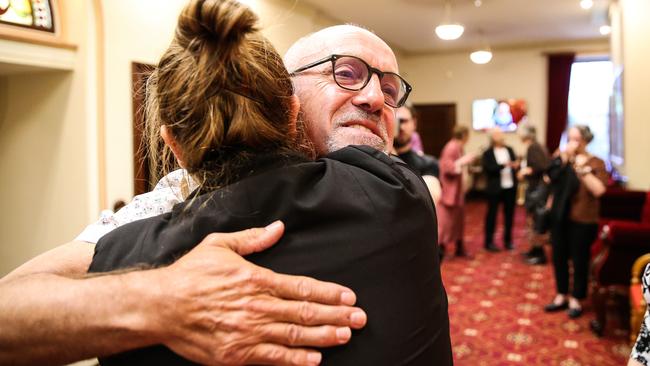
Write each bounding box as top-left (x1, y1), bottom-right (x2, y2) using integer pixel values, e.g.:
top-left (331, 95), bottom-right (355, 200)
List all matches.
top-left (630, 254), bottom-right (650, 345)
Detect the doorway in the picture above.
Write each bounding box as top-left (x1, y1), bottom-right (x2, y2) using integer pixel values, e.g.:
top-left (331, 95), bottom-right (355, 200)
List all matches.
top-left (413, 103), bottom-right (456, 158)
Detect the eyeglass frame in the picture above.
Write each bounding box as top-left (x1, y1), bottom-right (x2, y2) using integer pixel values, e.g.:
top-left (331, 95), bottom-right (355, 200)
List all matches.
top-left (289, 54), bottom-right (412, 108)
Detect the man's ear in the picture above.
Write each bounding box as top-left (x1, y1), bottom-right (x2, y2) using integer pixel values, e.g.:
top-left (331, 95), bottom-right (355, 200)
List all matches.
top-left (287, 94), bottom-right (300, 138)
top-left (160, 125), bottom-right (186, 168)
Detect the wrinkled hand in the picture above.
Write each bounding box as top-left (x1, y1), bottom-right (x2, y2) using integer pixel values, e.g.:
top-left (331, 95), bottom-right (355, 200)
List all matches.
top-left (152, 221), bottom-right (366, 366)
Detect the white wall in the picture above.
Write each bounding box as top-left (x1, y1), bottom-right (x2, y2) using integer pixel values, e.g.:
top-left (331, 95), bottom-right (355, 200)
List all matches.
top-left (0, 0), bottom-right (91, 276)
top-left (620, 0), bottom-right (650, 190)
top-left (402, 41), bottom-right (608, 157)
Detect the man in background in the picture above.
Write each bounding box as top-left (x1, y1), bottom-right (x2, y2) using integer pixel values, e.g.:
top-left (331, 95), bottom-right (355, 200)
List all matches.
top-left (394, 105), bottom-right (439, 178)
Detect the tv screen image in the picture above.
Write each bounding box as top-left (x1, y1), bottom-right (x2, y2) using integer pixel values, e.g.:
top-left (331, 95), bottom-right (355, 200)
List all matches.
top-left (472, 98), bottom-right (528, 132)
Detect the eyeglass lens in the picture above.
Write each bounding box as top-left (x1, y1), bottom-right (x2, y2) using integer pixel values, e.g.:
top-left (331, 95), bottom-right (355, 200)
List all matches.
top-left (332, 56), bottom-right (405, 107)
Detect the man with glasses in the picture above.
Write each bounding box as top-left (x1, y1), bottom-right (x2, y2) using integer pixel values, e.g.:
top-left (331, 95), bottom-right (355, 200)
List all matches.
top-left (1, 25), bottom-right (451, 365)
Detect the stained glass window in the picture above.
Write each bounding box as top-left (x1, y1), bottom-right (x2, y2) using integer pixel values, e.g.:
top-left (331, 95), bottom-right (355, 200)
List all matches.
top-left (0, 0), bottom-right (55, 33)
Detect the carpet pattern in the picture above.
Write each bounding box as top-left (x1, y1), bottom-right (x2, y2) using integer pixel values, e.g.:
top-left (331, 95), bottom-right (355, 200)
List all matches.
top-left (440, 200), bottom-right (631, 365)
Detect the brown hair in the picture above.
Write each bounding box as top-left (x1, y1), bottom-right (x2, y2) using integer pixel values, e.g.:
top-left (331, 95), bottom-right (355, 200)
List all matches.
top-left (452, 125), bottom-right (469, 140)
top-left (145, 0), bottom-right (312, 192)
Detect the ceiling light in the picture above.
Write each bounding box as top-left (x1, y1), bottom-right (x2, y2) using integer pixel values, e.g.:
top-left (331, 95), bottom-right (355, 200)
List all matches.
top-left (599, 25), bottom-right (611, 35)
top-left (436, 1), bottom-right (464, 41)
top-left (474, 0), bottom-right (482, 7)
top-left (580, 0), bottom-right (593, 10)
top-left (470, 49), bottom-right (493, 64)
top-left (435, 24), bottom-right (465, 40)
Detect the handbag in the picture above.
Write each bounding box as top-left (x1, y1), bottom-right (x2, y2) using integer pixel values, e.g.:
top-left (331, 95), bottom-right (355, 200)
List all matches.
top-left (533, 205), bottom-right (551, 234)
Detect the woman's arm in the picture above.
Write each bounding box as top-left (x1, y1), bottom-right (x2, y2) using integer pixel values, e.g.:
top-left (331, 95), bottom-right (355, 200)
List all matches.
top-left (576, 156), bottom-right (607, 198)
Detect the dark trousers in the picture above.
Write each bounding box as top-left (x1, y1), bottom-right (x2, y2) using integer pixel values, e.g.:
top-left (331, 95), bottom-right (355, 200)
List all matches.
top-left (550, 220), bottom-right (598, 299)
top-left (484, 187), bottom-right (517, 246)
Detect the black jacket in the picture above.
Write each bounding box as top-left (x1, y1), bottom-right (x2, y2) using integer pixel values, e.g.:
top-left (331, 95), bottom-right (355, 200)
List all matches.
top-left (397, 150), bottom-right (440, 178)
top-left (89, 146), bottom-right (452, 366)
top-left (482, 146), bottom-right (518, 195)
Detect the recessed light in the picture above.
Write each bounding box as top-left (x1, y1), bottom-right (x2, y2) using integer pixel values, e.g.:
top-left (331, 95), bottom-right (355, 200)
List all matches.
top-left (580, 0), bottom-right (593, 10)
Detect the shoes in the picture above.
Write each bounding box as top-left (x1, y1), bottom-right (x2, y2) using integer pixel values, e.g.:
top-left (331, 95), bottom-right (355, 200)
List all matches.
top-left (526, 255), bottom-right (547, 265)
top-left (485, 243), bottom-right (500, 252)
top-left (522, 248), bottom-right (535, 258)
top-left (568, 307), bottom-right (583, 319)
top-left (590, 319), bottom-right (604, 337)
top-left (544, 301), bottom-right (568, 312)
top-left (455, 240), bottom-right (468, 258)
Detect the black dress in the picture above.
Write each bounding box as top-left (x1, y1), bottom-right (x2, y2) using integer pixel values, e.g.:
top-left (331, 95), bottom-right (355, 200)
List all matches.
top-left (89, 146), bottom-right (453, 366)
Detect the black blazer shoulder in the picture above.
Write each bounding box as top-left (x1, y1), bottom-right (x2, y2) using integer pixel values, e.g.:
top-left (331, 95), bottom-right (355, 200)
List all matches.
top-left (482, 146), bottom-right (517, 194)
top-left (90, 145), bottom-right (452, 366)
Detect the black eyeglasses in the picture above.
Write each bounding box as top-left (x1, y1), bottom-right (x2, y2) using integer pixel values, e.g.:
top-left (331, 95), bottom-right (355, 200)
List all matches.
top-left (289, 54), bottom-right (412, 108)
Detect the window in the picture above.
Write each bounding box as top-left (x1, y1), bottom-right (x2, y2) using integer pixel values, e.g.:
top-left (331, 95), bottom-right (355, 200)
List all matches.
top-left (0, 0), bottom-right (55, 33)
top-left (566, 59), bottom-right (613, 162)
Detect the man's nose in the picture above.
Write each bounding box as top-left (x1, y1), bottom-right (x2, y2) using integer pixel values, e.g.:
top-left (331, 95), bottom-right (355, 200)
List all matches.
top-left (351, 74), bottom-right (385, 113)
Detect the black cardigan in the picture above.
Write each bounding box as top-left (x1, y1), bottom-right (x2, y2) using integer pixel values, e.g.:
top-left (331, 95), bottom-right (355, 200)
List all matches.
top-left (89, 146), bottom-right (452, 366)
top-left (482, 145), bottom-right (518, 195)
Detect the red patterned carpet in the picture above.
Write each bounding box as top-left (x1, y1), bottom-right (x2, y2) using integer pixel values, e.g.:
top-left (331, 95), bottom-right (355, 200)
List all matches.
top-left (440, 199), bottom-right (631, 366)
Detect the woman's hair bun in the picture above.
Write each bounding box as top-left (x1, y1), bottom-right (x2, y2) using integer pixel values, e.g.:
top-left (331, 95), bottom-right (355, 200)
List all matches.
top-left (176, 0), bottom-right (258, 57)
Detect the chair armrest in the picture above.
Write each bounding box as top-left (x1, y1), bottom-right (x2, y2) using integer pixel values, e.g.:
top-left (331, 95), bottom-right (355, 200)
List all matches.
top-left (605, 221), bottom-right (650, 248)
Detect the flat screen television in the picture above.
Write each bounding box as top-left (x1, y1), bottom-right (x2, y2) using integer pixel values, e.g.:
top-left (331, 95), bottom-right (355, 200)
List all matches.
top-left (472, 98), bottom-right (528, 132)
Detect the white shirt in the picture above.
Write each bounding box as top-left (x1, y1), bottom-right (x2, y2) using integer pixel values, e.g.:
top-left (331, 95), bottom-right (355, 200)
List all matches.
top-left (76, 169), bottom-right (196, 244)
top-left (493, 147), bottom-right (514, 189)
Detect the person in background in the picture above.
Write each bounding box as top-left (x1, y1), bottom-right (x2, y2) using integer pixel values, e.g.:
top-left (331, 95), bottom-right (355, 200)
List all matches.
top-left (394, 105), bottom-right (439, 178)
top-left (543, 125), bottom-right (607, 319)
top-left (482, 128), bottom-right (519, 252)
top-left (410, 131), bottom-right (424, 155)
top-left (438, 125), bottom-right (476, 258)
top-left (517, 125), bottom-right (550, 265)
top-left (630, 264), bottom-right (650, 366)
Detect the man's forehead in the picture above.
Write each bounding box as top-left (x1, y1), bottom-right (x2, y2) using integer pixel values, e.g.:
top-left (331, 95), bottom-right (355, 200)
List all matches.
top-left (290, 26), bottom-right (398, 72)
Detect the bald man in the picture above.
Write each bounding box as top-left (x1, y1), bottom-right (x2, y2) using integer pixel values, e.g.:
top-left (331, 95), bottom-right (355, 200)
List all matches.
top-left (1, 24), bottom-right (451, 366)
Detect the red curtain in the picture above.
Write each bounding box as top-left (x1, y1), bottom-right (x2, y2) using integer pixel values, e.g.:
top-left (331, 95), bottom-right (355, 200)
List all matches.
top-left (545, 53), bottom-right (575, 153)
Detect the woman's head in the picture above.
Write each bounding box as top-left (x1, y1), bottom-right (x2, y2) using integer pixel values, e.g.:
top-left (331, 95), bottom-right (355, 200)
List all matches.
top-left (567, 125), bottom-right (594, 153)
top-left (146, 0), bottom-right (309, 188)
top-left (453, 125), bottom-right (470, 144)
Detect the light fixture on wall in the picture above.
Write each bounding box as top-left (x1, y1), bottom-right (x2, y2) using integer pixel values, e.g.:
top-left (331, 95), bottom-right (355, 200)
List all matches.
top-left (580, 0), bottom-right (593, 10)
top-left (435, 1), bottom-right (464, 40)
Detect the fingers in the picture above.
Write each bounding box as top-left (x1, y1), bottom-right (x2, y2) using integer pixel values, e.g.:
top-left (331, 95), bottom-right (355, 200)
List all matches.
top-left (259, 323), bottom-right (352, 348)
top-left (246, 296), bottom-right (367, 329)
top-left (262, 270), bottom-right (358, 306)
top-left (245, 344), bottom-right (322, 366)
top-left (202, 221), bottom-right (285, 256)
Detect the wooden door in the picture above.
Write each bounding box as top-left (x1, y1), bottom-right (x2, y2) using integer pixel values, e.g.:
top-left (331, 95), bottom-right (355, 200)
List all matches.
top-left (413, 103), bottom-right (456, 158)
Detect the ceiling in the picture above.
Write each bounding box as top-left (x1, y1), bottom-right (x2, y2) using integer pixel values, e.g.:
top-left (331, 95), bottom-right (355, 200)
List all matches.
top-left (297, 0), bottom-right (611, 54)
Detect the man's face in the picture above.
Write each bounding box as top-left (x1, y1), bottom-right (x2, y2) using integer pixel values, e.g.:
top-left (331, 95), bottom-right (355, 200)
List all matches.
top-left (395, 106), bottom-right (416, 148)
top-left (289, 27), bottom-right (399, 156)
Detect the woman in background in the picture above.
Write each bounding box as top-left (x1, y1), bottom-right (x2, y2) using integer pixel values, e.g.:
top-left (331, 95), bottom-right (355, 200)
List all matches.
top-left (438, 126), bottom-right (476, 258)
top-left (543, 125), bottom-right (607, 318)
